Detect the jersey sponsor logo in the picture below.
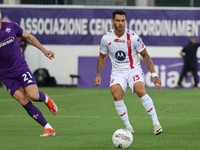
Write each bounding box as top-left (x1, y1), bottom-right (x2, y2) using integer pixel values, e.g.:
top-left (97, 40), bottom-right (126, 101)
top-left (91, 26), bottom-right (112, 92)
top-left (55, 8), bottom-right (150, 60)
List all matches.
top-left (114, 38), bottom-right (125, 43)
top-left (108, 42), bottom-right (111, 46)
top-left (0, 37), bottom-right (15, 48)
top-left (115, 50), bottom-right (126, 61)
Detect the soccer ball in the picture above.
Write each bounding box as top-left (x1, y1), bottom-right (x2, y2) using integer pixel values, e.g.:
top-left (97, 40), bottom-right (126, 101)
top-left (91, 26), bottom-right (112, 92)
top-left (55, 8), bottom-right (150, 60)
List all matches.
top-left (112, 129), bottom-right (133, 149)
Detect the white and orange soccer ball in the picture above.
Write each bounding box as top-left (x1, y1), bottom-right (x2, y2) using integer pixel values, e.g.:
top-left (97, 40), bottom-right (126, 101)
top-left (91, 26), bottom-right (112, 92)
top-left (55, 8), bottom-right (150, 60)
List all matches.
top-left (112, 129), bottom-right (133, 149)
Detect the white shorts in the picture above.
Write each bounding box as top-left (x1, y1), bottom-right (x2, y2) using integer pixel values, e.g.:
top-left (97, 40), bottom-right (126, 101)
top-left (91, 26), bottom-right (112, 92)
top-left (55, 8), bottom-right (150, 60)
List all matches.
top-left (110, 67), bottom-right (145, 95)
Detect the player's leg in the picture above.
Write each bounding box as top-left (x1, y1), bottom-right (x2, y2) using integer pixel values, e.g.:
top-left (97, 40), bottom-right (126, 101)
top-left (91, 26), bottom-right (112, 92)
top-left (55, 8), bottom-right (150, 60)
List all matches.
top-left (24, 84), bottom-right (58, 115)
top-left (110, 84), bottom-right (134, 134)
top-left (176, 63), bottom-right (189, 88)
top-left (134, 82), bottom-right (159, 124)
top-left (134, 81), bottom-right (162, 135)
top-left (13, 86), bottom-right (55, 136)
top-left (190, 63), bottom-right (198, 89)
top-left (19, 69), bottom-right (57, 114)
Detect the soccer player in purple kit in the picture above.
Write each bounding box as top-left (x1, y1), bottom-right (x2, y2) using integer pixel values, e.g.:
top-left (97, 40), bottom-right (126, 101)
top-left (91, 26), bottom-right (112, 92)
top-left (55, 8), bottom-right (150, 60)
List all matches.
top-left (0, 10), bottom-right (58, 137)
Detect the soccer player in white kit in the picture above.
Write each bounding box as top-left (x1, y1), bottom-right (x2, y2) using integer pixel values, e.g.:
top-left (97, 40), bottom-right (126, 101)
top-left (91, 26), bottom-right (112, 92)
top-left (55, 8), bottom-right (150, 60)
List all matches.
top-left (94, 9), bottom-right (163, 135)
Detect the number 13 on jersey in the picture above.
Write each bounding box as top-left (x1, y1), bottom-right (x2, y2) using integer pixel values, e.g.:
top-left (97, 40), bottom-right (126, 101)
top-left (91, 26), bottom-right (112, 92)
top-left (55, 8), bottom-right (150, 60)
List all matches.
top-left (133, 75), bottom-right (140, 82)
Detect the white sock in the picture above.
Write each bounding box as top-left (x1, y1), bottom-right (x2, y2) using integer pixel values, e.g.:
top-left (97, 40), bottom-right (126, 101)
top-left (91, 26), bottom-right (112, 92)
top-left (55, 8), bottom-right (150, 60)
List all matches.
top-left (114, 100), bottom-right (132, 129)
top-left (44, 123), bottom-right (53, 129)
top-left (140, 94), bottom-right (160, 126)
top-left (44, 95), bottom-right (48, 103)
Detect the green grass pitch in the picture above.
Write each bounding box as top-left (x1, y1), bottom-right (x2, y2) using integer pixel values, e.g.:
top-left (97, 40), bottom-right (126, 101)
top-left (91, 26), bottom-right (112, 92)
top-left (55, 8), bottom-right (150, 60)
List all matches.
top-left (0, 87), bottom-right (200, 150)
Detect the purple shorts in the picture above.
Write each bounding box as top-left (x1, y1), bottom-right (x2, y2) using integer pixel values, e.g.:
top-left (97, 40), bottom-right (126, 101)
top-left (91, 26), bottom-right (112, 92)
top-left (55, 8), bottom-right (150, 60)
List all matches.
top-left (2, 67), bottom-right (37, 96)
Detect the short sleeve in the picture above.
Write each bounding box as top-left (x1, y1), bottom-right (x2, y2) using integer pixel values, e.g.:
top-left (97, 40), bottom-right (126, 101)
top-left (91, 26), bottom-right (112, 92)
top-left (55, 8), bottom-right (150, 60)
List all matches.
top-left (99, 35), bottom-right (108, 55)
top-left (12, 22), bottom-right (23, 37)
top-left (133, 34), bottom-right (146, 53)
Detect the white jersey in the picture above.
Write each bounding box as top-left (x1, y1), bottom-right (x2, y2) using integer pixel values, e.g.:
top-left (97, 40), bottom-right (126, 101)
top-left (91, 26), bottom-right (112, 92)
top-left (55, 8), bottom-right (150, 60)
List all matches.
top-left (100, 28), bottom-right (145, 72)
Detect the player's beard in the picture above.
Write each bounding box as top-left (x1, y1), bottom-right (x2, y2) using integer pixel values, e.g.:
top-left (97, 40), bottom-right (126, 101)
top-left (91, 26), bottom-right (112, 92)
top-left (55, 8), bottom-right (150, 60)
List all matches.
top-left (114, 24), bottom-right (125, 33)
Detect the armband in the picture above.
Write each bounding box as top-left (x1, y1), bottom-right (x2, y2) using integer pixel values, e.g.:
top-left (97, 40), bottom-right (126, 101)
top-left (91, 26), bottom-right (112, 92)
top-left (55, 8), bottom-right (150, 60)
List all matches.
top-left (96, 74), bottom-right (101, 76)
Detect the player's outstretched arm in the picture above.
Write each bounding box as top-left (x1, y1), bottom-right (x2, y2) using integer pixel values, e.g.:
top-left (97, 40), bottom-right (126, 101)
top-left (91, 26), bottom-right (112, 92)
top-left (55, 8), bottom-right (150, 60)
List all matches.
top-left (140, 49), bottom-right (161, 90)
top-left (94, 53), bottom-right (106, 86)
top-left (21, 30), bottom-right (55, 60)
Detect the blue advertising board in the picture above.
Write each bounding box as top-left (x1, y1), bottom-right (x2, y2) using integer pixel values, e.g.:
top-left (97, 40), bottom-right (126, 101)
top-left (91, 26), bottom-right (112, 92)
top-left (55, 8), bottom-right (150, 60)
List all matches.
top-left (78, 57), bottom-right (200, 89)
top-left (1, 7), bottom-right (200, 46)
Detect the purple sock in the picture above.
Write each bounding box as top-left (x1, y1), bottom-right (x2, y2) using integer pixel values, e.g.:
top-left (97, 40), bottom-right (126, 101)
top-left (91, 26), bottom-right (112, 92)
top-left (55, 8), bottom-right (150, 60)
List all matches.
top-left (23, 101), bottom-right (48, 127)
top-left (37, 91), bottom-right (46, 102)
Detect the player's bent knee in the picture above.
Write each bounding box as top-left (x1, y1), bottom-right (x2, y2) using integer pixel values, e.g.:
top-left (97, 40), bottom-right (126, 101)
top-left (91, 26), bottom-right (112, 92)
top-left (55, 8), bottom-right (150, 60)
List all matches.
top-left (17, 98), bottom-right (30, 106)
top-left (135, 89), bottom-right (145, 98)
top-left (28, 94), bottom-right (39, 101)
top-left (112, 93), bottom-right (123, 101)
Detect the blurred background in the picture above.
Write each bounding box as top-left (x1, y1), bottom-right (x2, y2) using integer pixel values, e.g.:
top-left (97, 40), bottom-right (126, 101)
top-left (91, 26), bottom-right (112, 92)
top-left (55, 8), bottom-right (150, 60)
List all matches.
top-left (0, 0), bottom-right (200, 89)
top-left (1, 0), bottom-right (200, 7)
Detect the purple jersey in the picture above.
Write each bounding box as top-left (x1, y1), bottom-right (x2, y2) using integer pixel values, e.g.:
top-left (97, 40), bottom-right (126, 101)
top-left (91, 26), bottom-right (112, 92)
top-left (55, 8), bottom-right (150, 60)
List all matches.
top-left (0, 22), bottom-right (36, 95)
top-left (0, 22), bottom-right (27, 77)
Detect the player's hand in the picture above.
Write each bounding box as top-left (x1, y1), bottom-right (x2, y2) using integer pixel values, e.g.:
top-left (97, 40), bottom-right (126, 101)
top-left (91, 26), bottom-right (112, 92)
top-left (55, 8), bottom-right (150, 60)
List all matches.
top-left (94, 75), bottom-right (101, 86)
top-left (44, 50), bottom-right (55, 60)
top-left (153, 76), bottom-right (161, 90)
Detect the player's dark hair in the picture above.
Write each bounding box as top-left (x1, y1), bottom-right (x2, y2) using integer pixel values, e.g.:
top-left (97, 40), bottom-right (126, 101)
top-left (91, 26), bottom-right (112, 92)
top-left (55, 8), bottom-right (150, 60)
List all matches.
top-left (112, 9), bottom-right (126, 19)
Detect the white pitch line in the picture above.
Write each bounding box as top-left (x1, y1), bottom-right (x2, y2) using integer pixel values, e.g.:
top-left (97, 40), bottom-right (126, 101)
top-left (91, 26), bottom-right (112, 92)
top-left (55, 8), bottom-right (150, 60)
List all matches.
top-left (0, 98), bottom-right (13, 102)
top-left (49, 91), bottom-right (110, 98)
top-left (0, 91), bottom-right (110, 102)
